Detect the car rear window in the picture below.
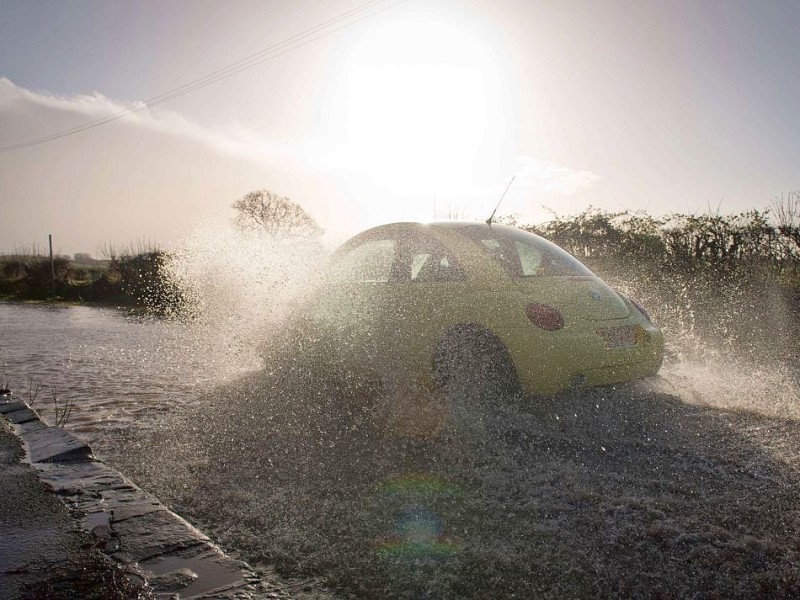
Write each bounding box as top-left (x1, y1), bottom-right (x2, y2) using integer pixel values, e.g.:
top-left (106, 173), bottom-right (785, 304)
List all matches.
top-left (461, 226), bottom-right (593, 277)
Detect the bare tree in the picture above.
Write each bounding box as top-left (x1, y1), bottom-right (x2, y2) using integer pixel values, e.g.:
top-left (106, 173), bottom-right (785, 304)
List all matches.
top-left (772, 190), bottom-right (800, 237)
top-left (232, 190), bottom-right (321, 237)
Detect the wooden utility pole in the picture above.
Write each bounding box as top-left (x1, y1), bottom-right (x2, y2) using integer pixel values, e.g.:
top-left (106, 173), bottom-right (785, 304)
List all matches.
top-left (49, 234), bottom-right (55, 298)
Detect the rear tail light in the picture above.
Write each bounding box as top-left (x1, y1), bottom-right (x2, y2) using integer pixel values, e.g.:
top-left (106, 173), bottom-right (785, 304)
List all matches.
top-left (629, 298), bottom-right (653, 323)
top-left (525, 303), bottom-right (565, 331)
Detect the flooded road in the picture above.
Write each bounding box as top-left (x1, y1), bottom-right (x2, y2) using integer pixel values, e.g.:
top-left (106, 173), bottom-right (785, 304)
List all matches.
top-left (0, 302), bottom-right (257, 447)
top-left (4, 301), bottom-right (800, 598)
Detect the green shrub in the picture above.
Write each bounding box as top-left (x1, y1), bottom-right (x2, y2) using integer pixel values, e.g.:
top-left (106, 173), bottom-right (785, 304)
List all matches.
top-left (0, 249), bottom-right (186, 314)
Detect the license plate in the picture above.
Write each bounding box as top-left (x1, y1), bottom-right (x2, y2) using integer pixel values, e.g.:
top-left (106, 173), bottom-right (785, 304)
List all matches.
top-left (597, 326), bottom-right (637, 350)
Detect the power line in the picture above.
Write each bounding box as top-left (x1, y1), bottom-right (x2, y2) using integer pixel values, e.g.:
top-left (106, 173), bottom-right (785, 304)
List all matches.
top-left (0, 0), bottom-right (405, 154)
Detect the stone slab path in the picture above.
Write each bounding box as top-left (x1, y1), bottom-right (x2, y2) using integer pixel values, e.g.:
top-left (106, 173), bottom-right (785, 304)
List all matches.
top-left (1, 393), bottom-right (298, 599)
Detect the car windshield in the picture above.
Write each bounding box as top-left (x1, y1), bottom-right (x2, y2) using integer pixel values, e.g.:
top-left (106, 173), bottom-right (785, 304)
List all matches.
top-left (458, 226), bottom-right (594, 277)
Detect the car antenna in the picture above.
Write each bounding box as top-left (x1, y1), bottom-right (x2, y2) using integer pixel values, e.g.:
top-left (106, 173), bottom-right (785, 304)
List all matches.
top-left (486, 175), bottom-right (515, 227)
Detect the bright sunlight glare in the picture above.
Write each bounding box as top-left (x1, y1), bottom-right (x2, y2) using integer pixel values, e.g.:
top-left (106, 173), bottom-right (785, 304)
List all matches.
top-left (316, 11), bottom-right (512, 223)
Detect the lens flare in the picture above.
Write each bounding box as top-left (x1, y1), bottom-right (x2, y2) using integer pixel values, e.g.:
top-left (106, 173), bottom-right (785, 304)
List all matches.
top-left (372, 473), bottom-right (462, 561)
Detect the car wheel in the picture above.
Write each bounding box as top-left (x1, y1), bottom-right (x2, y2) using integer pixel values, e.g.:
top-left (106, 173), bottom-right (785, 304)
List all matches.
top-left (432, 325), bottom-right (520, 404)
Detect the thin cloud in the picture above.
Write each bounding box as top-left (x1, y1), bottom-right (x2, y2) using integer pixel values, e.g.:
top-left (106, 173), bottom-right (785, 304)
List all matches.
top-left (0, 77), bottom-right (146, 117)
top-left (0, 77), bottom-right (286, 162)
top-left (514, 155), bottom-right (600, 195)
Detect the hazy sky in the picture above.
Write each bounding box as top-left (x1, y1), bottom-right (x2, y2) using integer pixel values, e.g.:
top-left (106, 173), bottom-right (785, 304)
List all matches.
top-left (1, 0), bottom-right (798, 255)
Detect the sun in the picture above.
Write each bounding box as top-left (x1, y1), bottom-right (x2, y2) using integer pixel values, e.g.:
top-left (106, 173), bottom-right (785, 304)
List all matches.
top-left (319, 9), bottom-right (512, 221)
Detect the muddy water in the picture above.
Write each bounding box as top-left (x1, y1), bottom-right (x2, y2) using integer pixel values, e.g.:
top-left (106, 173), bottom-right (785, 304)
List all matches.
top-left (0, 302), bottom-right (254, 446)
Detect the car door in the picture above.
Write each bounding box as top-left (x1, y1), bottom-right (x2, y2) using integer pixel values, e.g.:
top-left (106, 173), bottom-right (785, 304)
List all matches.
top-left (309, 235), bottom-right (400, 379)
top-left (373, 230), bottom-right (469, 390)
top-left (309, 226), bottom-right (467, 387)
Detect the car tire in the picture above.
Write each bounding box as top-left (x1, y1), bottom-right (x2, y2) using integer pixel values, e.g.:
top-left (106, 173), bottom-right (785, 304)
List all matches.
top-left (432, 325), bottom-right (520, 404)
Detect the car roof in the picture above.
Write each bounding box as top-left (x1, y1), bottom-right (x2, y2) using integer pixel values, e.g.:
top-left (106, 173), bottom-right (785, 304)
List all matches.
top-left (339, 222), bottom-right (536, 252)
top-left (428, 221), bottom-right (518, 234)
top-left (358, 221), bottom-right (519, 235)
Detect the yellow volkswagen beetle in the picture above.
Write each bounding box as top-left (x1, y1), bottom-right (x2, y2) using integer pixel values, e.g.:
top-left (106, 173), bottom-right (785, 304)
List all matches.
top-left (286, 222), bottom-right (663, 409)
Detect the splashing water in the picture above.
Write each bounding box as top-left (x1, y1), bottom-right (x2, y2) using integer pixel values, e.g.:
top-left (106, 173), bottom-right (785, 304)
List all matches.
top-left (5, 222), bottom-right (800, 598)
top-left (157, 222), bottom-right (329, 378)
top-left (93, 235), bottom-right (800, 599)
top-left (0, 221), bottom-right (330, 447)
top-left (602, 262), bottom-right (800, 421)
top-left (658, 357), bottom-right (800, 420)
top-left (140, 222), bottom-right (800, 432)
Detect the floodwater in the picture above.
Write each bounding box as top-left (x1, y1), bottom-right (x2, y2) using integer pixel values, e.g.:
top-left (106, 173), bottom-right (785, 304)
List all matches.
top-left (0, 302), bottom-right (256, 445)
top-left (3, 298), bottom-right (800, 598)
top-left (2, 292), bottom-right (798, 445)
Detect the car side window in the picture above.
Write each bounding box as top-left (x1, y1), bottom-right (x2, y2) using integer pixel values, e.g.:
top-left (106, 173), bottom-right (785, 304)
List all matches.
top-left (466, 228), bottom-right (593, 277)
top-left (408, 253), bottom-right (465, 282)
top-left (515, 240), bottom-right (543, 276)
top-left (478, 237), bottom-right (523, 276)
top-left (330, 239), bottom-right (397, 283)
top-left (401, 237), bottom-right (465, 283)
top-left (410, 253), bottom-right (432, 280)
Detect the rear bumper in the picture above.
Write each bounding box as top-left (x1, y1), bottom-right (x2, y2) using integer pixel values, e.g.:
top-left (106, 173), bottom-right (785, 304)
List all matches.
top-left (512, 322), bottom-right (664, 396)
top-left (562, 355), bottom-right (663, 391)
